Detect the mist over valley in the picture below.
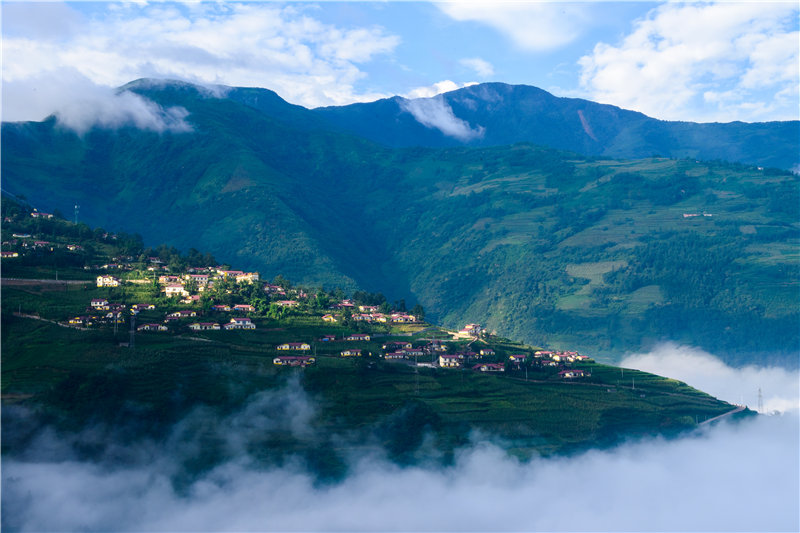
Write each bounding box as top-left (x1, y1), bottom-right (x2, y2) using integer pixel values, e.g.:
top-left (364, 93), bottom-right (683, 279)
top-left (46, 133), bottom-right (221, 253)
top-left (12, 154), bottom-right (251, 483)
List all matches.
top-left (3, 2), bottom-right (799, 530)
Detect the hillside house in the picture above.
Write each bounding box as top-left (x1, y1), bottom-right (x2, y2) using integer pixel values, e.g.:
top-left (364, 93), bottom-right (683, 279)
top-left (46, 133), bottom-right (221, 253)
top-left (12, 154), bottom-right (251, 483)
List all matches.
top-left (104, 311), bottom-right (125, 323)
top-left (322, 314), bottom-right (338, 322)
top-left (426, 341), bottom-right (448, 352)
top-left (345, 333), bottom-right (370, 341)
top-left (340, 348), bottom-right (363, 357)
top-left (472, 363), bottom-right (505, 372)
top-left (273, 356), bottom-right (315, 367)
top-left (263, 285), bottom-right (286, 296)
top-left (277, 342), bottom-right (311, 351)
top-left (382, 341), bottom-right (413, 351)
top-left (130, 303), bottom-right (156, 313)
top-left (137, 323), bottom-right (167, 332)
top-left (91, 298), bottom-right (109, 309)
top-left (164, 284), bottom-right (190, 298)
top-left (479, 348), bottom-right (495, 357)
top-left (455, 323), bottom-right (482, 339)
top-left (68, 316), bottom-right (95, 326)
top-left (508, 354), bottom-right (528, 363)
top-left (390, 314), bottom-right (416, 323)
top-left (96, 275), bottom-right (120, 287)
top-left (235, 272), bottom-right (260, 284)
top-left (1, 251), bottom-right (19, 258)
top-left (559, 369), bottom-right (587, 379)
top-left (167, 310), bottom-right (197, 319)
top-left (233, 304), bottom-right (255, 313)
top-left (217, 269), bottom-right (245, 279)
top-left (189, 322), bottom-right (220, 331)
top-left (30, 211), bottom-right (54, 219)
top-left (224, 317), bottom-right (255, 330)
top-left (439, 354), bottom-right (462, 368)
top-left (320, 334), bottom-right (337, 342)
top-left (276, 300), bottom-right (299, 307)
top-left (158, 275), bottom-right (182, 285)
top-left (383, 352), bottom-right (406, 360)
top-left (212, 304), bottom-right (231, 312)
top-left (186, 274), bottom-right (210, 285)
top-left (402, 348), bottom-right (425, 357)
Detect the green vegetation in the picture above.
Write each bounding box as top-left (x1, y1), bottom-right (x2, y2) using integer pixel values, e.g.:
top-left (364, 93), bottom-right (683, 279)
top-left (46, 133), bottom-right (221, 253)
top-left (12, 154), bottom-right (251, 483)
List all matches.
top-left (2, 215), bottom-right (741, 477)
top-left (3, 80), bottom-right (797, 365)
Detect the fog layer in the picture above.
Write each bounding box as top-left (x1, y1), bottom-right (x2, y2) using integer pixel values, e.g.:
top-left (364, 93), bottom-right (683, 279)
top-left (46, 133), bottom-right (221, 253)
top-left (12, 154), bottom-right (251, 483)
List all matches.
top-left (3, 350), bottom-right (798, 532)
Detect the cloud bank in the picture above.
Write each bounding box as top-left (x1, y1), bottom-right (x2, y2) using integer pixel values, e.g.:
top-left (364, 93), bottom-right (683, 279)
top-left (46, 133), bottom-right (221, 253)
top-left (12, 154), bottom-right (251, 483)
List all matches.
top-left (2, 2), bottom-right (399, 122)
top-left (3, 354), bottom-right (799, 532)
top-left (621, 342), bottom-right (800, 414)
top-left (400, 94), bottom-right (484, 141)
top-left (578, 2), bottom-right (800, 122)
top-left (4, 412), bottom-right (797, 532)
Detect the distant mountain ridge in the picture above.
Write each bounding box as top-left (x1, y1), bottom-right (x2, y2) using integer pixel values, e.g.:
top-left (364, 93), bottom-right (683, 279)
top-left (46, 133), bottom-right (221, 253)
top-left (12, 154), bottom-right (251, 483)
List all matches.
top-left (123, 78), bottom-right (798, 170)
top-left (311, 82), bottom-right (799, 171)
top-left (2, 79), bottom-right (798, 365)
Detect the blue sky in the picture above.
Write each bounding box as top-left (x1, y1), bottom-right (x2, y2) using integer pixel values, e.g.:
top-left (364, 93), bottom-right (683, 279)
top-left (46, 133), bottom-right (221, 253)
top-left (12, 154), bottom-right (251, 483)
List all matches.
top-left (2, 1), bottom-right (798, 124)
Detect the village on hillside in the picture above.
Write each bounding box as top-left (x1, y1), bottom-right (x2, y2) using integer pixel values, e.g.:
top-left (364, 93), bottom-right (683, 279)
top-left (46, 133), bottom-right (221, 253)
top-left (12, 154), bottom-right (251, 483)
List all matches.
top-left (3, 205), bottom-right (593, 379)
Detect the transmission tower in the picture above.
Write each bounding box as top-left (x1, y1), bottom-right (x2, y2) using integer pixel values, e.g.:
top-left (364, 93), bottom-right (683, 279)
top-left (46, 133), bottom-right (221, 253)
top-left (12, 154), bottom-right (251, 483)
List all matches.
top-left (74, 203), bottom-right (80, 225)
top-left (758, 387), bottom-right (763, 412)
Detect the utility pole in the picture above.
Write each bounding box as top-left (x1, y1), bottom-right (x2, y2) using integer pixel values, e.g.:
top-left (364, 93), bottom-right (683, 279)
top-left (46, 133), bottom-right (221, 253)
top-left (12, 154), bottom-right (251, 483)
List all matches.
top-left (129, 313), bottom-right (136, 350)
top-left (758, 387), bottom-right (763, 412)
top-left (415, 353), bottom-right (419, 396)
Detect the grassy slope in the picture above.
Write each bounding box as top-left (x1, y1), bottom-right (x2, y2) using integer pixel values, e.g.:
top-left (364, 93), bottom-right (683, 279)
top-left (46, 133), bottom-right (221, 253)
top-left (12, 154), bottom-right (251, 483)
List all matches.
top-left (2, 278), bottom-right (734, 468)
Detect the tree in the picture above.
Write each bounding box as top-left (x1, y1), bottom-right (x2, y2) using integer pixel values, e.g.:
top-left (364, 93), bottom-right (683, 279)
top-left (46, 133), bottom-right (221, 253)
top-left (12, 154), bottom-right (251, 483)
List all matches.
top-left (411, 304), bottom-right (425, 321)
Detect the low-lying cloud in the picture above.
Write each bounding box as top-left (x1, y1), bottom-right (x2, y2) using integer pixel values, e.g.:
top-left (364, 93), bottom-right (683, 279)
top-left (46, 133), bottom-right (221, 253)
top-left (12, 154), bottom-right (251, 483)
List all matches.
top-left (400, 95), bottom-right (484, 141)
top-left (3, 70), bottom-right (192, 134)
top-left (3, 357), bottom-right (798, 532)
top-left (621, 342), bottom-right (800, 414)
top-left (4, 414), bottom-right (797, 531)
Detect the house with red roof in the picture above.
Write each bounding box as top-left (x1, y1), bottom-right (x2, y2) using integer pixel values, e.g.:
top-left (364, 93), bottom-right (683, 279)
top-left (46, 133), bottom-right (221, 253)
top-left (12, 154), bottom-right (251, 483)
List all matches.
top-left (224, 317), bottom-right (255, 330)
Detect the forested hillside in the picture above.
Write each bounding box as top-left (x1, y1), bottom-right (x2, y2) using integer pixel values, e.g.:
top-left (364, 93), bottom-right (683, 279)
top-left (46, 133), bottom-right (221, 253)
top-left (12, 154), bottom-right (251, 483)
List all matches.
top-left (3, 80), bottom-right (798, 365)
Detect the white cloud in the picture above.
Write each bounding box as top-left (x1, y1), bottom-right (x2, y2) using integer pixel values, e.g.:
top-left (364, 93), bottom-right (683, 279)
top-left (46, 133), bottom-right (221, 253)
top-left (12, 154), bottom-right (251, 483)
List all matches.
top-left (399, 93), bottom-right (485, 141)
top-left (578, 2), bottom-right (800, 122)
top-left (621, 342), bottom-right (800, 414)
top-left (2, 69), bottom-right (192, 134)
top-left (4, 409), bottom-right (798, 531)
top-left (403, 79), bottom-right (477, 99)
top-left (1, 3), bottom-right (400, 122)
top-left (438, 2), bottom-right (589, 51)
top-left (460, 57), bottom-right (494, 78)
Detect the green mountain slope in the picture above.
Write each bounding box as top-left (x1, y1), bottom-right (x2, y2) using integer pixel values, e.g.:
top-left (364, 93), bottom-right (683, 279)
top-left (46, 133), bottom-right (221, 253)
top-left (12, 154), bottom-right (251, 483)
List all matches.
top-left (2, 80), bottom-right (798, 365)
top-left (313, 82), bottom-right (800, 171)
top-left (1, 212), bottom-right (740, 472)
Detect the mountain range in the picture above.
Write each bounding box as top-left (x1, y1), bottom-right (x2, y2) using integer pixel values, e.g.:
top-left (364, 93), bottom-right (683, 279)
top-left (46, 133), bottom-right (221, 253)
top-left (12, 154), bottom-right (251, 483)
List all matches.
top-left (2, 79), bottom-right (798, 365)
